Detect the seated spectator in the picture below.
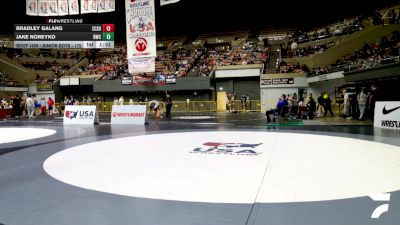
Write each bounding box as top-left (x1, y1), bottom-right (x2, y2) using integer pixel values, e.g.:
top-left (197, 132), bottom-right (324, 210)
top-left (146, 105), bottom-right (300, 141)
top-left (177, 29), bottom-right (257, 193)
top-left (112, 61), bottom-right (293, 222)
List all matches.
top-left (266, 94), bottom-right (289, 123)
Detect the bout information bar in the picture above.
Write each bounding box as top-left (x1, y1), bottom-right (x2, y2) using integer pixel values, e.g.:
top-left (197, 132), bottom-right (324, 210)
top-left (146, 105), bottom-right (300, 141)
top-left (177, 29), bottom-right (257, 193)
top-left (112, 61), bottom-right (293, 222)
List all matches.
top-left (14, 24), bottom-right (115, 49)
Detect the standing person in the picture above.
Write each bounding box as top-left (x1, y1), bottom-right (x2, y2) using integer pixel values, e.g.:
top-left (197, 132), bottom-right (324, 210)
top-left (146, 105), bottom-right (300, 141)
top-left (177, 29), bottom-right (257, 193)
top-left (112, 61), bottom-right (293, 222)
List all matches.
top-left (240, 94), bottom-right (247, 111)
top-left (165, 94), bottom-right (172, 118)
top-left (227, 93), bottom-right (232, 113)
top-left (342, 89), bottom-right (351, 118)
top-left (148, 99), bottom-right (161, 119)
top-left (62, 96), bottom-right (69, 113)
top-left (292, 93), bottom-right (298, 104)
top-left (357, 88), bottom-right (368, 120)
top-left (12, 95), bottom-right (22, 118)
top-left (246, 94), bottom-right (250, 110)
top-left (33, 95), bottom-right (40, 116)
top-left (48, 97), bottom-right (55, 116)
top-left (25, 95), bottom-right (35, 119)
top-left (113, 97), bottom-right (118, 105)
top-left (129, 99), bottom-right (134, 105)
top-left (323, 93), bottom-right (334, 116)
top-left (68, 95), bottom-right (75, 105)
top-left (230, 93), bottom-right (236, 113)
top-left (368, 84), bottom-right (382, 121)
top-left (118, 96), bottom-right (124, 105)
top-left (317, 93), bottom-right (325, 117)
top-left (307, 93), bottom-right (316, 119)
top-left (138, 96), bottom-right (144, 104)
top-left (40, 97), bottom-right (47, 115)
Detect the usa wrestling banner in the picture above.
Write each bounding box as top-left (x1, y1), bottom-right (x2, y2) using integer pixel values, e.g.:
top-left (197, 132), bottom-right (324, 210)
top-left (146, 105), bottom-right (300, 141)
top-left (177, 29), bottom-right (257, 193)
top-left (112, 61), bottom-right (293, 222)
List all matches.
top-left (125, 0), bottom-right (157, 75)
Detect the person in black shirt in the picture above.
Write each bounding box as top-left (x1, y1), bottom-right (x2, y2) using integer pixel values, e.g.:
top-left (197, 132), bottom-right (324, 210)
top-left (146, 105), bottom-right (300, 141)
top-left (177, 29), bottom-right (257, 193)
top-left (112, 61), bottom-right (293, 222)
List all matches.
top-left (165, 94), bottom-right (172, 118)
top-left (317, 93), bottom-right (325, 116)
top-left (12, 95), bottom-right (22, 118)
top-left (307, 94), bottom-right (316, 119)
top-left (323, 93), bottom-right (334, 116)
top-left (368, 84), bottom-right (382, 120)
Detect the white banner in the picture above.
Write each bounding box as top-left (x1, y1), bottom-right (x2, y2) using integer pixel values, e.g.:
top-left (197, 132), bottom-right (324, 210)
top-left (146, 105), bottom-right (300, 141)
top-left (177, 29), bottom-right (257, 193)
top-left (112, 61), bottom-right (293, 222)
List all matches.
top-left (38, 0), bottom-right (49, 16)
top-left (68, 0), bottom-right (79, 15)
top-left (89, 0), bottom-right (98, 13)
top-left (97, 0), bottom-right (107, 13)
top-left (128, 57), bottom-right (155, 74)
top-left (374, 101), bottom-right (400, 130)
top-left (26, 0), bottom-right (38, 16)
top-left (80, 0), bottom-right (90, 14)
top-left (48, 0), bottom-right (58, 16)
top-left (57, 0), bottom-right (69, 15)
top-left (98, 0), bottom-right (115, 13)
top-left (126, 0), bottom-right (156, 73)
top-left (106, 0), bottom-right (115, 12)
top-left (63, 105), bottom-right (98, 124)
top-left (111, 105), bottom-right (148, 125)
top-left (160, 0), bottom-right (180, 6)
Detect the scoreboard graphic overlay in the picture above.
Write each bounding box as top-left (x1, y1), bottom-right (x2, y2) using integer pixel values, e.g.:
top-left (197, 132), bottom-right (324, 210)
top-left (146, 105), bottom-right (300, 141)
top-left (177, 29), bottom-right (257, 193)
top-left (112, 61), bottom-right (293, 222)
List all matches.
top-left (14, 24), bottom-right (115, 49)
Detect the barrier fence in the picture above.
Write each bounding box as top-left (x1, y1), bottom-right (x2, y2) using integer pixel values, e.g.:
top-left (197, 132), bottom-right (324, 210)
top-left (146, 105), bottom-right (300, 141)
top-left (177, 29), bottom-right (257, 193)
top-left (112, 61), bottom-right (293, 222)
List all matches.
top-left (56, 100), bottom-right (262, 113)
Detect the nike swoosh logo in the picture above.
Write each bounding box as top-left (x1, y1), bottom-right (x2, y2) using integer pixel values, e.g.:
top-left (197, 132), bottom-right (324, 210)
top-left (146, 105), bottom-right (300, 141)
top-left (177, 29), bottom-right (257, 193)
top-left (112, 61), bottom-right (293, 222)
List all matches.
top-left (382, 106), bottom-right (400, 115)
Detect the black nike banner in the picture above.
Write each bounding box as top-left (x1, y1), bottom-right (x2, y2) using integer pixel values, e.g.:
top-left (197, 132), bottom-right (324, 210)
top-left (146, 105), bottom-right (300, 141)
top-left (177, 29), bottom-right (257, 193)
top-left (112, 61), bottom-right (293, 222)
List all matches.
top-left (374, 101), bottom-right (400, 130)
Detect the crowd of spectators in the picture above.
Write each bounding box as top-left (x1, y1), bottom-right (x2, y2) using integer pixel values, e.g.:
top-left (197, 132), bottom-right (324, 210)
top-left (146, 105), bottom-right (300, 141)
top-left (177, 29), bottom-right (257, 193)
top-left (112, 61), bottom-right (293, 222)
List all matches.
top-left (278, 61), bottom-right (304, 73)
top-left (281, 7), bottom-right (399, 59)
top-left (79, 51), bottom-right (128, 79)
top-left (307, 31), bottom-right (400, 76)
top-left (16, 50), bottom-right (81, 60)
top-left (155, 48), bottom-right (203, 77)
top-left (282, 40), bottom-right (339, 58)
top-left (16, 51), bottom-right (84, 83)
top-left (94, 48), bottom-right (203, 80)
top-left (94, 42), bottom-right (270, 80)
top-left (0, 72), bottom-right (21, 87)
top-left (188, 44), bottom-right (270, 77)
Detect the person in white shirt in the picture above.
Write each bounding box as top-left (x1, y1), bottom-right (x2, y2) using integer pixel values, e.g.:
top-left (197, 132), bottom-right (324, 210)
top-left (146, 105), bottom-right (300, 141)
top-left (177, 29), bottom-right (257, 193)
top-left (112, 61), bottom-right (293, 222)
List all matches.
top-left (357, 88), bottom-right (368, 120)
top-left (342, 89), bottom-right (350, 118)
top-left (129, 99), bottom-right (134, 105)
top-left (25, 95), bottom-right (35, 119)
top-left (119, 96), bottom-right (124, 106)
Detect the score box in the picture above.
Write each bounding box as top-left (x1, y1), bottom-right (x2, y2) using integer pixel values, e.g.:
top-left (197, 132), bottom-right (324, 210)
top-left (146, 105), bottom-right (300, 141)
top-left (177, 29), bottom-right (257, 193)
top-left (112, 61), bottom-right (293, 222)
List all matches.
top-left (103, 32), bottom-right (115, 41)
top-left (103, 24), bottom-right (115, 32)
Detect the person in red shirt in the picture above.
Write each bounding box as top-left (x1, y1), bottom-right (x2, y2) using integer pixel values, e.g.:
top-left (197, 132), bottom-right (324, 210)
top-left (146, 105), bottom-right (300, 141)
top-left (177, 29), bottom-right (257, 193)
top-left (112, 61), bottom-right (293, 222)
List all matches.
top-left (48, 97), bottom-right (55, 116)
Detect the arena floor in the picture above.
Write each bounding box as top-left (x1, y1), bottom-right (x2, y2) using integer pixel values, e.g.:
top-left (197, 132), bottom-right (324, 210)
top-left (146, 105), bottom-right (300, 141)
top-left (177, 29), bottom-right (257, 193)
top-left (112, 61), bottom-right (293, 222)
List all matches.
top-left (0, 114), bottom-right (399, 225)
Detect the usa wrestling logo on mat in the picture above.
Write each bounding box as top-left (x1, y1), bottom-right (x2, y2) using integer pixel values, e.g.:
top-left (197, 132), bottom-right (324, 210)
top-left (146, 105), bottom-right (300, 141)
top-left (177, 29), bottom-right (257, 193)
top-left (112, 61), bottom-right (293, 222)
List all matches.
top-left (191, 142), bottom-right (263, 156)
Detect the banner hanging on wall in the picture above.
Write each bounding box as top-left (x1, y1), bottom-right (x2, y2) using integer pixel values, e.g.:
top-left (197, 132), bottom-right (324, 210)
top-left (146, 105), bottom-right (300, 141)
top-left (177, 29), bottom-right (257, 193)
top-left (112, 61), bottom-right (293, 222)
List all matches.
top-left (38, 0), bottom-right (49, 16)
top-left (58, 0), bottom-right (69, 15)
top-left (48, 0), bottom-right (59, 16)
top-left (27, 0), bottom-right (115, 16)
top-left (68, 0), bottom-right (79, 15)
top-left (26, 0), bottom-right (38, 16)
top-left (125, 0), bottom-right (157, 76)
